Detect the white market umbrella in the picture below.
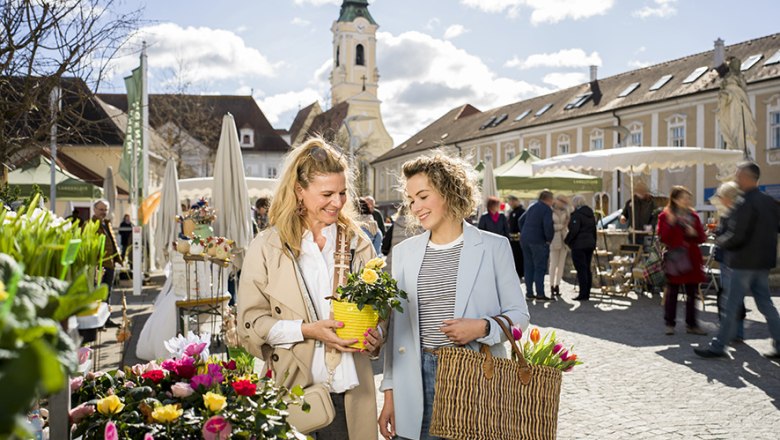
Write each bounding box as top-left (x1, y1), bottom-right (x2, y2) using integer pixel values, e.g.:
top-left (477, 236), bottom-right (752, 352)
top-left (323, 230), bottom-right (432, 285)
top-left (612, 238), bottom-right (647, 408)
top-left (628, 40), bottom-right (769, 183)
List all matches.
top-left (155, 159), bottom-right (181, 267)
top-left (103, 166), bottom-right (118, 220)
top-left (212, 113), bottom-right (252, 270)
top-left (531, 146), bottom-right (744, 240)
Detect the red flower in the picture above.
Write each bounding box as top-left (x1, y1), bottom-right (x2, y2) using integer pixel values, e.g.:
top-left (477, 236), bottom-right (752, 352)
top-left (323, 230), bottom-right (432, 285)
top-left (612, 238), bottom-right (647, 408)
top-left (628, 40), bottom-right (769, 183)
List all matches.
top-left (264, 369), bottom-right (273, 379)
top-left (231, 380), bottom-right (257, 397)
top-left (142, 370), bottom-right (165, 383)
top-left (221, 360), bottom-right (236, 371)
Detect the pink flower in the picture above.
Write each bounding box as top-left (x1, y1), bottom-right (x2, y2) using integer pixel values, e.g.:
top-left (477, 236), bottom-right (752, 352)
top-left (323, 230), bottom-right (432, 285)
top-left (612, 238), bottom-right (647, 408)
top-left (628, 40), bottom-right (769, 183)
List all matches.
top-left (124, 381), bottom-right (135, 388)
top-left (191, 374), bottom-right (214, 390)
top-left (161, 359), bottom-right (177, 371)
top-left (70, 376), bottom-right (84, 392)
top-left (552, 343), bottom-right (563, 354)
top-left (171, 382), bottom-right (195, 398)
top-left (202, 415), bottom-right (232, 440)
top-left (104, 421), bottom-right (118, 440)
top-left (173, 357), bottom-right (197, 379)
top-left (564, 365), bottom-right (574, 372)
top-left (144, 434), bottom-right (154, 440)
top-left (221, 360), bottom-right (236, 371)
top-left (559, 350), bottom-right (569, 361)
top-left (69, 403), bottom-right (94, 424)
top-left (77, 347), bottom-right (91, 365)
top-left (511, 326), bottom-right (522, 341)
top-left (184, 342), bottom-right (208, 358)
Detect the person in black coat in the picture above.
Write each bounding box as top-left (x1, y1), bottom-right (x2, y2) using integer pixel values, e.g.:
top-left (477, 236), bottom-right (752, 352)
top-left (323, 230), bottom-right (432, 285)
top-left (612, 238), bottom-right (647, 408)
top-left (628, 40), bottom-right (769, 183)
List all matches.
top-left (565, 195), bottom-right (597, 301)
top-left (478, 196), bottom-right (510, 238)
top-left (506, 195), bottom-right (525, 280)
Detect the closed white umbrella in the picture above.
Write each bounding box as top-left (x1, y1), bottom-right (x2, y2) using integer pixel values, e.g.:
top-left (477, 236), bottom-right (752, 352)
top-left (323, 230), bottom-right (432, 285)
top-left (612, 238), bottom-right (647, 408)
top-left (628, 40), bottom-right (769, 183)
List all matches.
top-left (482, 159), bottom-right (498, 201)
top-left (155, 159), bottom-right (181, 267)
top-left (103, 166), bottom-right (117, 220)
top-left (212, 113), bottom-right (252, 270)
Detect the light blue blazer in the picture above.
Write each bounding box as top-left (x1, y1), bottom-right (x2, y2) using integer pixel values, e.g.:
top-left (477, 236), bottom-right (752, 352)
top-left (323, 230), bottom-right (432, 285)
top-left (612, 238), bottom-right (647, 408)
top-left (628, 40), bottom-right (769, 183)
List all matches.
top-left (380, 222), bottom-right (530, 440)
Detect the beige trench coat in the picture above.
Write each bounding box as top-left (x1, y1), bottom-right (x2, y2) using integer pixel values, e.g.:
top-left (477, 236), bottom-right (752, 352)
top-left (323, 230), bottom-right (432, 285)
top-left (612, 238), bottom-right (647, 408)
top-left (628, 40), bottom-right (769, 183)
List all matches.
top-left (237, 226), bottom-right (378, 439)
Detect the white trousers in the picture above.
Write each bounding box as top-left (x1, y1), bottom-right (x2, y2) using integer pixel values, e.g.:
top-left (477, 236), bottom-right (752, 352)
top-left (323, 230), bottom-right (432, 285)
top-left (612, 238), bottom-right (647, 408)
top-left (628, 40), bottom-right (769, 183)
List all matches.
top-left (549, 247), bottom-right (569, 286)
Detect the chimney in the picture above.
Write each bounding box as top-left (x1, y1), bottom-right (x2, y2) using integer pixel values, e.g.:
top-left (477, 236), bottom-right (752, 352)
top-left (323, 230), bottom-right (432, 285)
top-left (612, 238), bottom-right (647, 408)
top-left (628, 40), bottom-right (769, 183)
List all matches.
top-left (589, 65), bottom-right (598, 82)
top-left (713, 38), bottom-right (725, 67)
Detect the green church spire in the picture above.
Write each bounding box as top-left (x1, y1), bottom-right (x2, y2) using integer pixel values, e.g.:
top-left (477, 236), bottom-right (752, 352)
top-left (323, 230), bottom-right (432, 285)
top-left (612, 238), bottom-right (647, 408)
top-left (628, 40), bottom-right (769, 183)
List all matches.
top-left (338, 0), bottom-right (376, 25)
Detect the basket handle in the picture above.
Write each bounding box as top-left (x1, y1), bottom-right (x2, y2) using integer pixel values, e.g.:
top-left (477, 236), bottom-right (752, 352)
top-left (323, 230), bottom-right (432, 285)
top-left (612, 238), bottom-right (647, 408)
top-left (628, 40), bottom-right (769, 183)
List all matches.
top-left (490, 315), bottom-right (532, 385)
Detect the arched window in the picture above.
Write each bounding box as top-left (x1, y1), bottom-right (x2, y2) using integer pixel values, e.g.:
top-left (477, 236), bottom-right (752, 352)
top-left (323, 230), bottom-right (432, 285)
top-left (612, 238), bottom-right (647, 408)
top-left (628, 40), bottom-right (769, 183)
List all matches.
top-left (593, 192), bottom-right (610, 214)
top-left (557, 134), bottom-right (570, 155)
top-left (528, 139), bottom-right (542, 158)
top-left (590, 128), bottom-right (604, 150)
top-left (356, 44), bottom-right (365, 66)
top-left (627, 121), bottom-right (643, 146)
top-left (667, 114), bottom-right (686, 147)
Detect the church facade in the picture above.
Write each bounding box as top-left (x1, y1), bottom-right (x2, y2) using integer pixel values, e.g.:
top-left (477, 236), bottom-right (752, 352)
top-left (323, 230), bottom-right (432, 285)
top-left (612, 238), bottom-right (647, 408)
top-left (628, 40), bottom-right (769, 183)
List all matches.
top-left (289, 0), bottom-right (393, 195)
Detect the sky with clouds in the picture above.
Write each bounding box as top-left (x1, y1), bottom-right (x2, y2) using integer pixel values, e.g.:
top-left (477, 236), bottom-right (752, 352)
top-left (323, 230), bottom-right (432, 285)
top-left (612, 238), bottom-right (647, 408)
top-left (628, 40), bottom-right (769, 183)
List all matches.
top-left (104, 0), bottom-right (778, 145)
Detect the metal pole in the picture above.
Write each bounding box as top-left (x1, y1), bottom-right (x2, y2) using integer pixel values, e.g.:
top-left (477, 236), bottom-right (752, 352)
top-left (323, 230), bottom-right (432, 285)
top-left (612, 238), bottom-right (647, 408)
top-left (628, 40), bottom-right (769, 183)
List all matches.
top-left (49, 86), bottom-right (60, 212)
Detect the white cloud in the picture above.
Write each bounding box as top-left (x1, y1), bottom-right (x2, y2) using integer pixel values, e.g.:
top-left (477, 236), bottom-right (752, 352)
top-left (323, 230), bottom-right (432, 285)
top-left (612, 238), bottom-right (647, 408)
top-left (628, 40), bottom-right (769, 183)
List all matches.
top-left (256, 88), bottom-right (325, 125)
top-left (628, 60), bottom-right (651, 69)
top-left (235, 25), bottom-right (248, 33)
top-left (291, 17), bottom-right (311, 26)
top-left (108, 23), bottom-right (280, 84)
top-left (443, 24), bottom-right (469, 40)
top-left (461, 0), bottom-right (615, 24)
top-left (505, 49), bottom-right (602, 70)
top-left (425, 18), bottom-right (441, 31)
top-left (633, 0), bottom-right (677, 19)
top-left (375, 31), bottom-right (550, 142)
top-left (542, 72), bottom-right (587, 89)
top-left (293, 0), bottom-right (340, 5)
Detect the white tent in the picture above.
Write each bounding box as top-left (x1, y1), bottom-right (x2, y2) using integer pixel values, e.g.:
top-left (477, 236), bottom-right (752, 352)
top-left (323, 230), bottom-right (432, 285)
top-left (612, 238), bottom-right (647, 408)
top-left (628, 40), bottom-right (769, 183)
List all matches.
top-left (178, 177), bottom-right (276, 201)
top-left (531, 147), bottom-right (744, 239)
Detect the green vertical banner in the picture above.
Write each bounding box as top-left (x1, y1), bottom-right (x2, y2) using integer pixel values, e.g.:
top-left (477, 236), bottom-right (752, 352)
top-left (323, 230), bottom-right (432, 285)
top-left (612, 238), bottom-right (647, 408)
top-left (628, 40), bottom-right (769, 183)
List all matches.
top-left (119, 66), bottom-right (143, 194)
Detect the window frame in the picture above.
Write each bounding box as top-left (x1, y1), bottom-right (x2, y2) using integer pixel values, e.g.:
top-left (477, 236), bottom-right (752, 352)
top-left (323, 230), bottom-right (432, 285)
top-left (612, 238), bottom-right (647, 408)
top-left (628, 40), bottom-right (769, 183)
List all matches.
top-left (557, 134), bottom-right (570, 155)
top-left (590, 128), bottom-right (604, 151)
top-left (667, 114), bottom-right (686, 147)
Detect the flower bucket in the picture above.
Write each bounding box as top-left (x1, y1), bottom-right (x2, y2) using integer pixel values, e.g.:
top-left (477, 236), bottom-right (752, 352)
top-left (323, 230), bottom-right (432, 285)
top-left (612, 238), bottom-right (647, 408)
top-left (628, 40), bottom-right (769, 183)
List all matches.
top-left (332, 301), bottom-right (379, 350)
top-left (194, 223), bottom-right (213, 239)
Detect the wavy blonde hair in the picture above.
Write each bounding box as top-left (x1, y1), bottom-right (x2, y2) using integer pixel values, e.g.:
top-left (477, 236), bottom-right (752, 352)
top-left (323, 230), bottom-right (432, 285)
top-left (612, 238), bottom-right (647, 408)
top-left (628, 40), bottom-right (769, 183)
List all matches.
top-left (399, 152), bottom-right (480, 229)
top-left (269, 137), bottom-right (362, 257)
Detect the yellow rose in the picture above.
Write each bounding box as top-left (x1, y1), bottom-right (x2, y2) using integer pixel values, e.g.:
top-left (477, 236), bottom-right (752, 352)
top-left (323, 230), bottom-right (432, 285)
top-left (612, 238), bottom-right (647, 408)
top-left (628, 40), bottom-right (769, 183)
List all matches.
top-left (203, 392), bottom-right (227, 412)
top-left (360, 268), bottom-right (379, 284)
top-left (365, 257), bottom-right (386, 271)
top-left (152, 404), bottom-right (183, 423)
top-left (96, 395), bottom-right (125, 415)
top-left (0, 280), bottom-right (7, 301)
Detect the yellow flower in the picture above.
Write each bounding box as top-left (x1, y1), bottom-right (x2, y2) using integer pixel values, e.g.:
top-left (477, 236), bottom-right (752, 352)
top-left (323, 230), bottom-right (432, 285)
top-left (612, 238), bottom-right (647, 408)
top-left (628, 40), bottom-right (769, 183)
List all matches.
top-left (360, 268), bottom-right (379, 285)
top-left (365, 257), bottom-right (386, 271)
top-left (96, 395), bottom-right (125, 415)
top-left (151, 404), bottom-right (183, 423)
top-left (0, 280), bottom-right (7, 301)
top-left (203, 392), bottom-right (227, 412)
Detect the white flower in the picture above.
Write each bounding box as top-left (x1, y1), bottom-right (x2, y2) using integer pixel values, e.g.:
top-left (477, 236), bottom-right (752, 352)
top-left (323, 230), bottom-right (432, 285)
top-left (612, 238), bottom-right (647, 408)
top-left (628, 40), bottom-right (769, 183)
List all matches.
top-left (164, 331), bottom-right (211, 360)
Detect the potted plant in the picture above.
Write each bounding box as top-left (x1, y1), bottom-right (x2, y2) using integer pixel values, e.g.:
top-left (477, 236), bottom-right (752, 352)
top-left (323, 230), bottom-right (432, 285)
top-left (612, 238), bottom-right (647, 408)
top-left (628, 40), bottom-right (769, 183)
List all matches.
top-left (189, 236), bottom-right (206, 255)
top-left (332, 258), bottom-right (407, 349)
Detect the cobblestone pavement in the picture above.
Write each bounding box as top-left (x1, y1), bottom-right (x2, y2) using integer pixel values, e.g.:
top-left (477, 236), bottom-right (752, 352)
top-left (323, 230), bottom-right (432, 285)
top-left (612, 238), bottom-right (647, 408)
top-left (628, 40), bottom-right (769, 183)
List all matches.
top-left (105, 277), bottom-right (780, 439)
top-left (374, 281), bottom-right (780, 440)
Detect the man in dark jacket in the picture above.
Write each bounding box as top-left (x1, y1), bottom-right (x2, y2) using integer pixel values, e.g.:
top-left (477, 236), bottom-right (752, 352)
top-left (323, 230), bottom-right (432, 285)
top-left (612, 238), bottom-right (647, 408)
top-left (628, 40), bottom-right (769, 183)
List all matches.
top-left (507, 195), bottom-right (525, 281)
top-left (695, 162), bottom-right (780, 359)
top-left (565, 196), bottom-right (597, 301)
top-left (620, 181), bottom-right (656, 243)
top-left (519, 190), bottom-right (554, 300)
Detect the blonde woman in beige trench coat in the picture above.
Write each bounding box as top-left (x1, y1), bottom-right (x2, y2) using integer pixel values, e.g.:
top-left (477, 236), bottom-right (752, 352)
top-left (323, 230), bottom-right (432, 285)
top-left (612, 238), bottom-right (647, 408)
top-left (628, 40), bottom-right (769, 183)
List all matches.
top-left (237, 138), bottom-right (381, 439)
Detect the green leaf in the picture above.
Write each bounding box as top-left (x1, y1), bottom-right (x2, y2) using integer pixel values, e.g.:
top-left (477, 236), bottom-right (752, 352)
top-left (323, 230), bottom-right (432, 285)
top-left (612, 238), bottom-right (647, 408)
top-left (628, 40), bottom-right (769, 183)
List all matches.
top-left (290, 385), bottom-right (304, 397)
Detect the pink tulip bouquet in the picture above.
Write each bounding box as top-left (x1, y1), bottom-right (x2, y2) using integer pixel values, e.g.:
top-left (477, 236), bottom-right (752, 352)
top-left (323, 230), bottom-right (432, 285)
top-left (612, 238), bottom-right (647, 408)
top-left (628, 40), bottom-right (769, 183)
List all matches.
top-left (510, 326), bottom-right (582, 372)
top-left (71, 333), bottom-right (307, 439)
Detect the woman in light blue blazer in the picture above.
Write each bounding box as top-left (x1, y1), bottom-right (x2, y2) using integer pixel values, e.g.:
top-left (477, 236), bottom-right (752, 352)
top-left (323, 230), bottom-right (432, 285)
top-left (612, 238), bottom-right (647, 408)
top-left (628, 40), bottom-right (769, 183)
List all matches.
top-left (378, 154), bottom-right (530, 440)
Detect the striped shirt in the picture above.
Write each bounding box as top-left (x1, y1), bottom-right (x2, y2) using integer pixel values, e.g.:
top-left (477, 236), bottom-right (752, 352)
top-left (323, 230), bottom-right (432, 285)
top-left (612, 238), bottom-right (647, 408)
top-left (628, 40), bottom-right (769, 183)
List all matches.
top-left (418, 236), bottom-right (464, 348)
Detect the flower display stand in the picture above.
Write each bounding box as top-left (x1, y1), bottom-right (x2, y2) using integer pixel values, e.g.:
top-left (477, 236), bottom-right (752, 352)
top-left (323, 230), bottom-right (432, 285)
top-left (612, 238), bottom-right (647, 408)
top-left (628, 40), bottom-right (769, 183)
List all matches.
top-left (176, 254), bottom-right (231, 351)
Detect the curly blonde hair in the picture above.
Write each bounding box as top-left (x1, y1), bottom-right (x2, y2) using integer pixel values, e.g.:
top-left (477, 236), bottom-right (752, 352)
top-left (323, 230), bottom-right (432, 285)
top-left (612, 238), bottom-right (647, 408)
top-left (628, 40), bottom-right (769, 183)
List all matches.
top-left (399, 152), bottom-right (480, 228)
top-left (268, 137), bottom-right (362, 257)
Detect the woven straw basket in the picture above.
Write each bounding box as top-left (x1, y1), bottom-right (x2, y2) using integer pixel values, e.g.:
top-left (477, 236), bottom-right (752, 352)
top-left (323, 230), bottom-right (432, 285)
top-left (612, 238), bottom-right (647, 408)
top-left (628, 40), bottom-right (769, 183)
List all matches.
top-left (332, 301), bottom-right (379, 350)
top-left (430, 316), bottom-right (563, 440)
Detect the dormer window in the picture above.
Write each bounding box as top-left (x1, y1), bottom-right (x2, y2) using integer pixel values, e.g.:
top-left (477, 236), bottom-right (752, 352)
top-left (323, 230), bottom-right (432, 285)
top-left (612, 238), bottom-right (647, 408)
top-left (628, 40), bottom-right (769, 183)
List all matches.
top-left (356, 44), bottom-right (365, 66)
top-left (240, 128), bottom-right (254, 148)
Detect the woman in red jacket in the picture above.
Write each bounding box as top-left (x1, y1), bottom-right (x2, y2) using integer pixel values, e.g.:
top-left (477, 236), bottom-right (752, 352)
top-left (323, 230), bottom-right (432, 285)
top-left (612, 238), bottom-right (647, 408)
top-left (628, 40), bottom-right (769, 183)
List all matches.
top-left (657, 186), bottom-right (707, 336)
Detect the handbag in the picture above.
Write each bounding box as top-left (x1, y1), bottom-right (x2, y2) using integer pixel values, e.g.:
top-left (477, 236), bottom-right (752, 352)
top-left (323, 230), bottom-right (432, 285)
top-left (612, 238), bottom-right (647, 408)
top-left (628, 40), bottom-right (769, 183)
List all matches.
top-left (430, 315), bottom-right (562, 440)
top-left (663, 246), bottom-right (692, 277)
top-left (283, 224), bottom-right (353, 434)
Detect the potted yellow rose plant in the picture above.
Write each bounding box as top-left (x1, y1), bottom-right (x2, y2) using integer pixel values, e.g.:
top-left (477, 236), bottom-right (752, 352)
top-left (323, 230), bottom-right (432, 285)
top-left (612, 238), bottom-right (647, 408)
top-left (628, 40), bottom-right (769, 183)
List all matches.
top-left (331, 258), bottom-right (407, 349)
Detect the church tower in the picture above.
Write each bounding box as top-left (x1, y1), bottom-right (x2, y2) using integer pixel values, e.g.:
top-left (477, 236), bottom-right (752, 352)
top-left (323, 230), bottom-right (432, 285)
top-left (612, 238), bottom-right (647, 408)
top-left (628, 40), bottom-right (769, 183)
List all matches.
top-left (330, 0), bottom-right (393, 194)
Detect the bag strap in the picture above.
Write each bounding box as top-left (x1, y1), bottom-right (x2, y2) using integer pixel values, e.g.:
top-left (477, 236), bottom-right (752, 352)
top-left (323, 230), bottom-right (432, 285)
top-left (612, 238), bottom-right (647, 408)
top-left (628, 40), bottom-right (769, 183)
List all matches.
top-left (489, 315), bottom-right (532, 385)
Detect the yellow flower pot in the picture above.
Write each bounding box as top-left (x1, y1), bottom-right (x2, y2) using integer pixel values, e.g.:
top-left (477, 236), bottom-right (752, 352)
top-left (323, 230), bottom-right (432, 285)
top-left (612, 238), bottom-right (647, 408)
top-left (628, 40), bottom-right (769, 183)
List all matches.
top-left (332, 301), bottom-right (379, 350)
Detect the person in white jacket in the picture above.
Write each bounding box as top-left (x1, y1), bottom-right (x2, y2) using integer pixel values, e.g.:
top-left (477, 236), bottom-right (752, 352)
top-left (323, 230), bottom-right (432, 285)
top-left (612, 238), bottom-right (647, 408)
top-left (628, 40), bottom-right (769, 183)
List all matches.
top-left (549, 195), bottom-right (570, 297)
